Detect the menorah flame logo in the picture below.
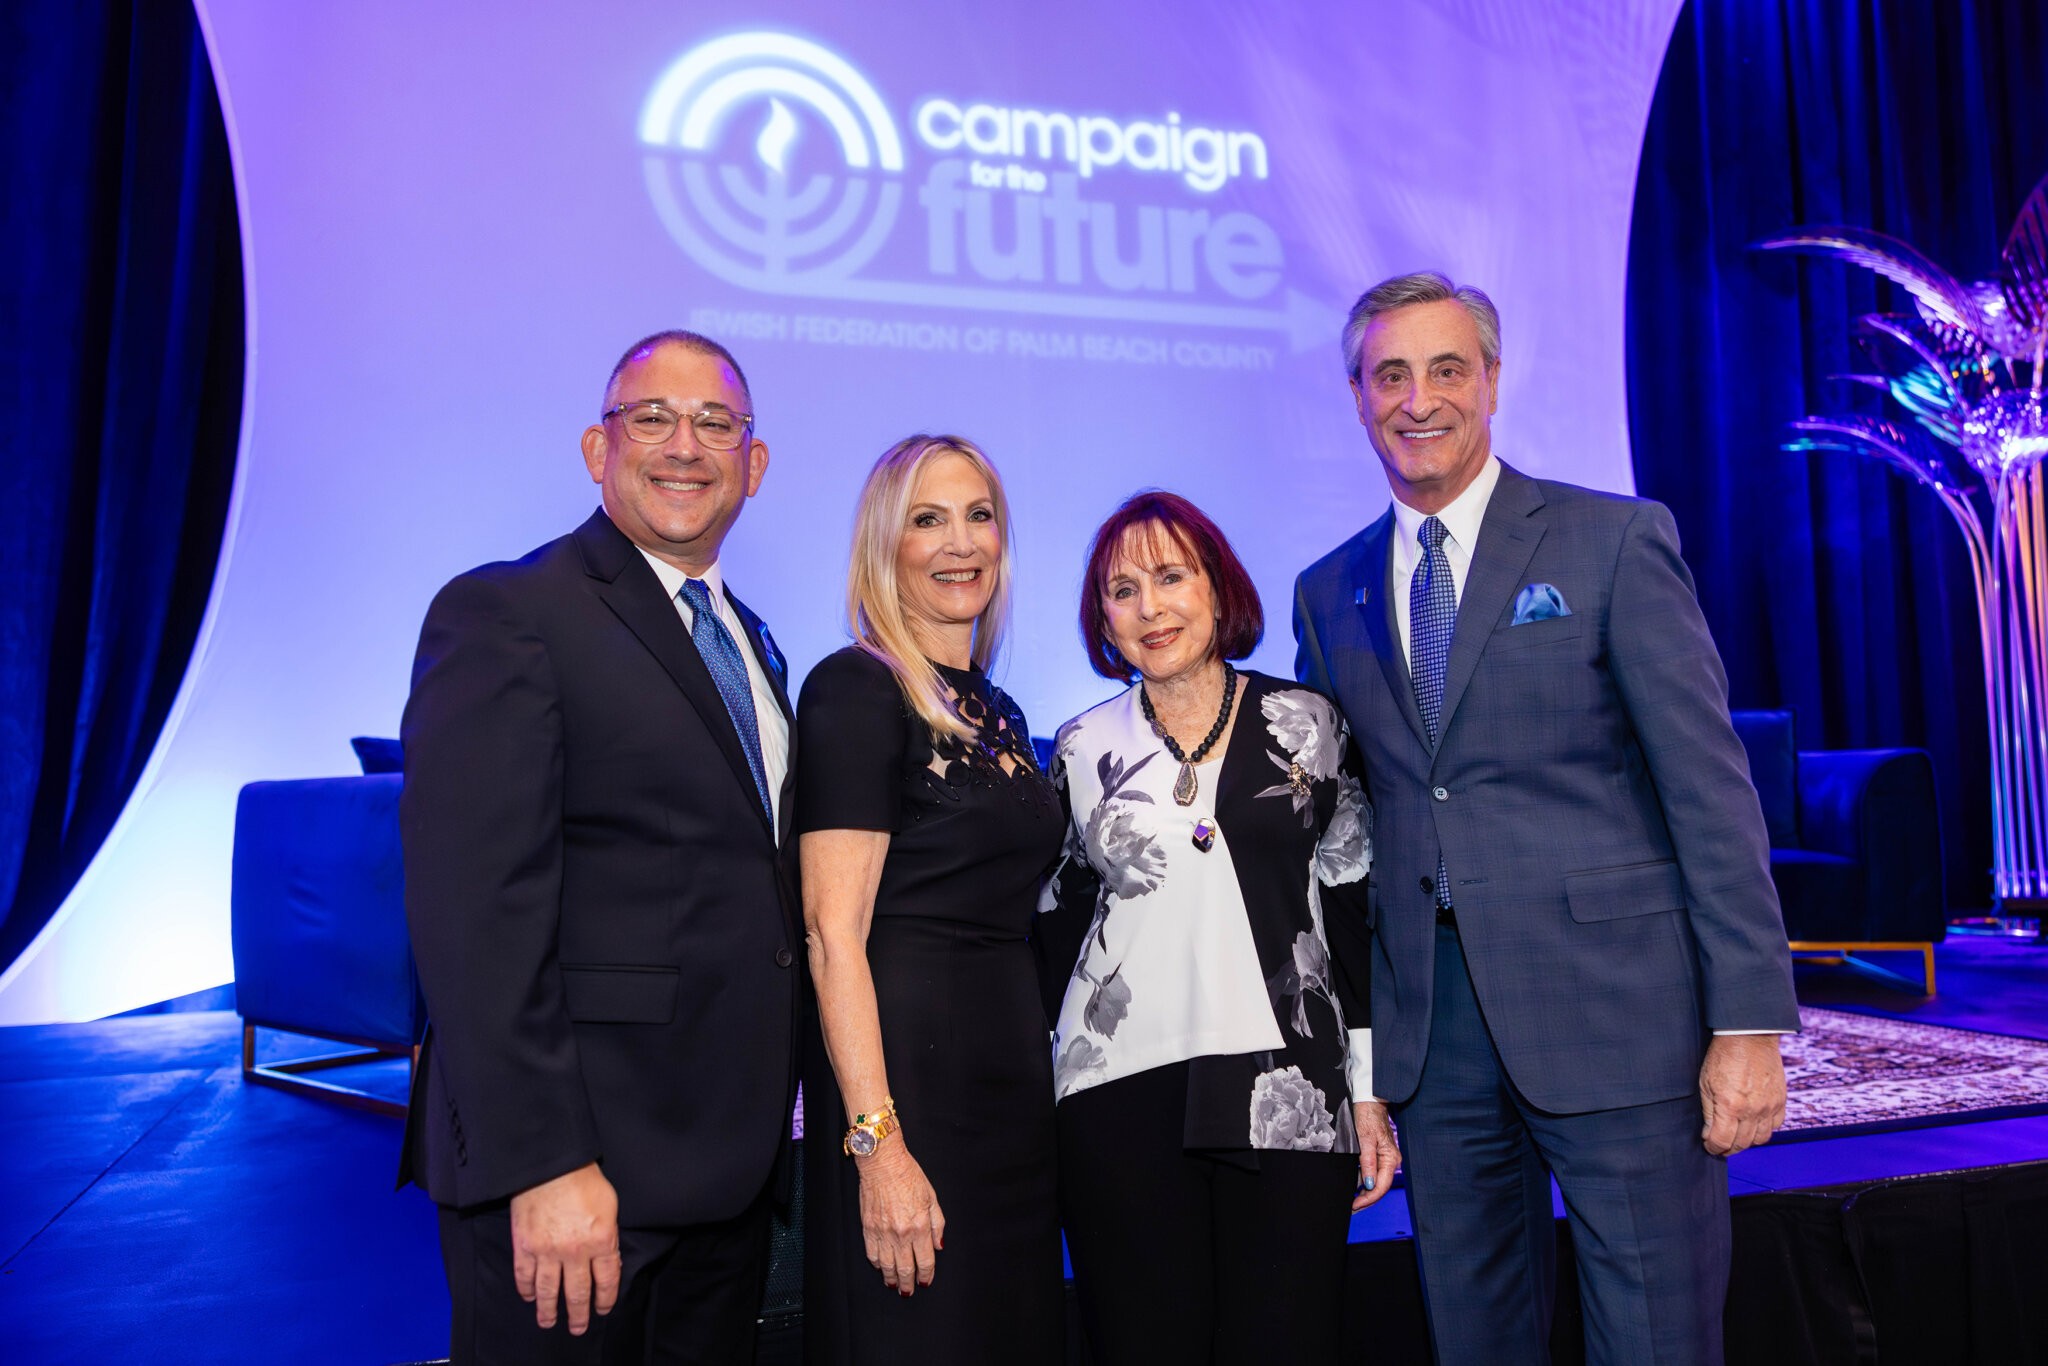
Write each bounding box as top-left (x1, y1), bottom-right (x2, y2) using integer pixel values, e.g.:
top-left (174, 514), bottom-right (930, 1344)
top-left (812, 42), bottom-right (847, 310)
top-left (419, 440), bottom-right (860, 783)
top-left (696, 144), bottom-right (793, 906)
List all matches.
top-left (640, 33), bottom-right (905, 290)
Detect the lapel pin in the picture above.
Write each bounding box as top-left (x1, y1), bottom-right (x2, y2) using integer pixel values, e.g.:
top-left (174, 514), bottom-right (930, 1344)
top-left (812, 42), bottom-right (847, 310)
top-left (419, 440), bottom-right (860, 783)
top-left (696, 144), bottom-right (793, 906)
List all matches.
top-left (1355, 586), bottom-right (1371, 607)
top-left (1192, 817), bottom-right (1217, 853)
top-left (758, 626), bottom-right (787, 680)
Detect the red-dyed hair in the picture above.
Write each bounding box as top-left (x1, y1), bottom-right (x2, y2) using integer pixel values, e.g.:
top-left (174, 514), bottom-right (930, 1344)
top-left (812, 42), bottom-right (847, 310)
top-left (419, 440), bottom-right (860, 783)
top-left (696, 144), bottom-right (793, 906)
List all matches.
top-left (1079, 490), bottom-right (1264, 681)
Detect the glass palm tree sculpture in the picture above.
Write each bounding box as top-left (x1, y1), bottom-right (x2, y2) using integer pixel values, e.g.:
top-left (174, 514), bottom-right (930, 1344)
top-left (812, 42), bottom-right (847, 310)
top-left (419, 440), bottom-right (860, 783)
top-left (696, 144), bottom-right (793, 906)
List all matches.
top-left (1760, 173), bottom-right (2047, 914)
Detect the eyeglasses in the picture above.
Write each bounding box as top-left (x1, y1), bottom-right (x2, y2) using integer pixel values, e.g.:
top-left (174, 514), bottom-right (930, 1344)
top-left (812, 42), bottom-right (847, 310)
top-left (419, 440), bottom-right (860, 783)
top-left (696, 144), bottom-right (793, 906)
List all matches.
top-left (602, 401), bottom-right (755, 450)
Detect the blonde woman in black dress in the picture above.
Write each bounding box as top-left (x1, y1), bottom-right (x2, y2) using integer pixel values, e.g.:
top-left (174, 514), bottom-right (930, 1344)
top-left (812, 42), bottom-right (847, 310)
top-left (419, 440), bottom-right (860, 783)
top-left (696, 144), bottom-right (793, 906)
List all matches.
top-left (798, 435), bottom-right (1063, 1365)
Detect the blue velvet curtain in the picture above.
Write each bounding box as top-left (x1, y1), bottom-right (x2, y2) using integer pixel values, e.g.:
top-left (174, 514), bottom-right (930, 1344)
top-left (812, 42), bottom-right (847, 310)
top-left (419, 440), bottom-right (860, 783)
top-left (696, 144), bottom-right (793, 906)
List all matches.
top-left (1627, 0), bottom-right (2048, 910)
top-left (0, 1), bottom-right (244, 977)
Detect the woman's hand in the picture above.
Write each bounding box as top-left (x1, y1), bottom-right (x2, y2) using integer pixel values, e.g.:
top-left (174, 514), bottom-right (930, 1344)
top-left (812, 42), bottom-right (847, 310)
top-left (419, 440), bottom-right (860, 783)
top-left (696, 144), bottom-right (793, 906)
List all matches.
top-left (856, 1141), bottom-right (947, 1294)
top-left (1353, 1099), bottom-right (1402, 1210)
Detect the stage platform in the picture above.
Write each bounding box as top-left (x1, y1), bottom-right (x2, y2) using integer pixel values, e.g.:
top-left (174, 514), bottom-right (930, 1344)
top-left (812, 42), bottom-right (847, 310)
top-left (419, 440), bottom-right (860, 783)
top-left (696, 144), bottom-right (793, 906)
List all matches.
top-left (2, 937), bottom-right (2044, 1364)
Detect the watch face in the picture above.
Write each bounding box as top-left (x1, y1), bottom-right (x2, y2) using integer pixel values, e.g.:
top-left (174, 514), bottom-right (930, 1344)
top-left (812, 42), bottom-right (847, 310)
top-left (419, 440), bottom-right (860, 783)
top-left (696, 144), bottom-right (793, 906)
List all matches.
top-left (847, 1128), bottom-right (877, 1157)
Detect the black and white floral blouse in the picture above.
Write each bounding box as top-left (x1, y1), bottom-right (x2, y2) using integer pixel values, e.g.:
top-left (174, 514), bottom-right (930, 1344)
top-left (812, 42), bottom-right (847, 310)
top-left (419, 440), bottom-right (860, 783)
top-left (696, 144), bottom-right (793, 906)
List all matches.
top-left (1034, 670), bottom-right (1374, 1154)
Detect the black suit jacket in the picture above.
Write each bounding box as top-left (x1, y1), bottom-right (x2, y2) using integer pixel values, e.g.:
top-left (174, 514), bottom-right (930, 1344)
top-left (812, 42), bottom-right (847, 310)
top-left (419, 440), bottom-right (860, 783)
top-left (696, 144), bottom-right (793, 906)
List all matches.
top-left (398, 509), bottom-right (802, 1225)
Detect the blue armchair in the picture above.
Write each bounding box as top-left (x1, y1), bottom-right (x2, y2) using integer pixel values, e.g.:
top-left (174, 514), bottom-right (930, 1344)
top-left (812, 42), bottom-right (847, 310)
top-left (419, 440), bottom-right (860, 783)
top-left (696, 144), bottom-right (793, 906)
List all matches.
top-left (1730, 709), bottom-right (1946, 992)
top-left (230, 770), bottom-right (422, 1115)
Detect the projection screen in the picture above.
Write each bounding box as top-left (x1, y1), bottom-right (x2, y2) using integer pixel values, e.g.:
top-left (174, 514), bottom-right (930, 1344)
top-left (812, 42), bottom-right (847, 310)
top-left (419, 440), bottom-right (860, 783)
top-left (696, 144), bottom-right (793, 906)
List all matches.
top-left (0, 0), bottom-right (1683, 1021)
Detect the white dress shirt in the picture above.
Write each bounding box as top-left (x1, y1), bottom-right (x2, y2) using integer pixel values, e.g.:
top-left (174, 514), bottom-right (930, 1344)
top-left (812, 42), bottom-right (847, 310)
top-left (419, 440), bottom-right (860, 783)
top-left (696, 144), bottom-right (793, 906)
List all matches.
top-left (635, 549), bottom-right (791, 836)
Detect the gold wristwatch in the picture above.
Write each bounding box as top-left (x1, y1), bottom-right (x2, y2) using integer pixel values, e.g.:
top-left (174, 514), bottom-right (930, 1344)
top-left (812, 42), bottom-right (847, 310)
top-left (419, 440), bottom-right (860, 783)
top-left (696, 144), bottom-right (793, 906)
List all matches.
top-left (843, 1096), bottom-right (900, 1157)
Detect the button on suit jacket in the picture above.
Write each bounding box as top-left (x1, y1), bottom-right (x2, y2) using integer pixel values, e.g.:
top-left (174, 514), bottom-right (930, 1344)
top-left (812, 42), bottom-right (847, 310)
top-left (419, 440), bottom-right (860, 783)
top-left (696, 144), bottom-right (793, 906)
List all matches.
top-left (1294, 463), bottom-right (1797, 1113)
top-left (398, 509), bottom-right (802, 1223)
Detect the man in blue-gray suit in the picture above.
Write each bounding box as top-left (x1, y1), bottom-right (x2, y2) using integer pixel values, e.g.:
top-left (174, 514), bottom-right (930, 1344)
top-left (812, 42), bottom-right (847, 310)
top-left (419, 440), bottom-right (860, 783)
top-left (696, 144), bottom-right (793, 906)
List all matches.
top-left (1295, 272), bottom-right (1798, 1364)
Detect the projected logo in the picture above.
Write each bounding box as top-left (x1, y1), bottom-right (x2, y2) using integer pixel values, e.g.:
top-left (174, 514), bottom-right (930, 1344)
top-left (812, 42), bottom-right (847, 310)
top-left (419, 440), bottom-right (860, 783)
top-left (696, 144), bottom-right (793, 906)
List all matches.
top-left (640, 33), bottom-right (904, 288)
top-left (640, 31), bottom-right (1329, 349)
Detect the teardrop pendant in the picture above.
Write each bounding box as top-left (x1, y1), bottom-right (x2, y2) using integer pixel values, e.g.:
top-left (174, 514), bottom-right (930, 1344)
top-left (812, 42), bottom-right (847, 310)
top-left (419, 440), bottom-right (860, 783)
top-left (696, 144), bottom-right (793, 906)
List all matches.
top-left (1172, 761), bottom-right (1198, 806)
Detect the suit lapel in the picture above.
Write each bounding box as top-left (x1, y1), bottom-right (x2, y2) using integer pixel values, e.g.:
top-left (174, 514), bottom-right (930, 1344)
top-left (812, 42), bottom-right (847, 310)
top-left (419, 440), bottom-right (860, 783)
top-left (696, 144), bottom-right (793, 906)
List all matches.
top-left (573, 511), bottom-right (776, 838)
top-left (1435, 465), bottom-right (1547, 746)
top-left (726, 590), bottom-right (798, 844)
top-left (726, 592), bottom-right (793, 726)
top-left (1354, 512), bottom-right (1431, 752)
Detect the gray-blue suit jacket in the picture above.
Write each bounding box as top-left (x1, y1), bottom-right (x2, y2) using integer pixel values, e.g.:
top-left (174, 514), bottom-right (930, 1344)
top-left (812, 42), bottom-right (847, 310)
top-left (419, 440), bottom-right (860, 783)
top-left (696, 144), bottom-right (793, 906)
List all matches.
top-left (1294, 462), bottom-right (1799, 1114)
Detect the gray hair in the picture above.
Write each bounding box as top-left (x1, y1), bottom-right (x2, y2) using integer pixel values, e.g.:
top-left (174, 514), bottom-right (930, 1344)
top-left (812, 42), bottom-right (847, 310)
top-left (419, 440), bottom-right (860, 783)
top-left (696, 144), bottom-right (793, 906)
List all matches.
top-left (1340, 271), bottom-right (1501, 381)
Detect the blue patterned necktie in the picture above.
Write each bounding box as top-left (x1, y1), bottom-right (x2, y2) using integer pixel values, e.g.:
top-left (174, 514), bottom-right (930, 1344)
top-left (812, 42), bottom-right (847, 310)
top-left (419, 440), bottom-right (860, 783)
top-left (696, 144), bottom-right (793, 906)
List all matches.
top-left (1410, 516), bottom-right (1456, 907)
top-left (678, 578), bottom-right (773, 818)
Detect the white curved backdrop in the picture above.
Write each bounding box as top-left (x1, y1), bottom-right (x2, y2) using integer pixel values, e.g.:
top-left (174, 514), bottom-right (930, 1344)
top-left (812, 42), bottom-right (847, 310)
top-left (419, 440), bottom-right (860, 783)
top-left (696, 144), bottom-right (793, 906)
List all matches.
top-left (0, 0), bottom-right (1682, 1021)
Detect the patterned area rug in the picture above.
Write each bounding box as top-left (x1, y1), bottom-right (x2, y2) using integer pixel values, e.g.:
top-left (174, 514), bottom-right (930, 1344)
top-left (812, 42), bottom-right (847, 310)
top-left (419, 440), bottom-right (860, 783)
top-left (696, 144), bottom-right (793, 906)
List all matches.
top-left (1779, 1005), bottom-right (2048, 1140)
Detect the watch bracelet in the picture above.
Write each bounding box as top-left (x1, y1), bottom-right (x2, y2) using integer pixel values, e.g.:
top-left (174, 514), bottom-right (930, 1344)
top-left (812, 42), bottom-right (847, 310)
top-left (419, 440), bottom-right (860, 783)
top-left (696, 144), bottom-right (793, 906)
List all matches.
top-left (843, 1095), bottom-right (901, 1156)
top-left (851, 1095), bottom-right (898, 1127)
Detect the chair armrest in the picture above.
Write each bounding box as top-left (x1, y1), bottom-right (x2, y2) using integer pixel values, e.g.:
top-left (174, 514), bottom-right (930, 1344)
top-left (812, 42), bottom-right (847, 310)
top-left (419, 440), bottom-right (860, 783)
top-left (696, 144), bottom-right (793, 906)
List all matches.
top-left (1796, 749), bottom-right (1946, 942)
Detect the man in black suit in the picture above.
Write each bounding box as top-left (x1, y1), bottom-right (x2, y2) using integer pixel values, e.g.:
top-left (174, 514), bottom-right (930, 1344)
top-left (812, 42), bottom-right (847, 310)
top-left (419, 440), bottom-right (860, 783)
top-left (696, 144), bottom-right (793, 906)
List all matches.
top-left (400, 330), bottom-right (801, 1363)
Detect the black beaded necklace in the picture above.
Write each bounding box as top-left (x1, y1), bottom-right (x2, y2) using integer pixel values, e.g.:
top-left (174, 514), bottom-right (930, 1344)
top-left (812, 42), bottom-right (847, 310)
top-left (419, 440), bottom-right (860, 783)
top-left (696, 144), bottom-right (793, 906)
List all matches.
top-left (1140, 663), bottom-right (1238, 806)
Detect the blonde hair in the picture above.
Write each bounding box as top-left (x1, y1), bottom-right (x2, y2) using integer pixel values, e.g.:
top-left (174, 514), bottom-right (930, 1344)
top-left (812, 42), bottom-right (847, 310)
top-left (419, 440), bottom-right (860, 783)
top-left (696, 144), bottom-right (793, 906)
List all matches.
top-left (846, 435), bottom-right (1015, 742)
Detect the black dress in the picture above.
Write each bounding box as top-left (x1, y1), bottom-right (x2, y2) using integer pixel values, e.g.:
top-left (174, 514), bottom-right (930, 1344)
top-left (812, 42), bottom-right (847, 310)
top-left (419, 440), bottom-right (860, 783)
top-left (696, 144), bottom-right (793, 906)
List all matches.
top-left (796, 646), bottom-right (1064, 1366)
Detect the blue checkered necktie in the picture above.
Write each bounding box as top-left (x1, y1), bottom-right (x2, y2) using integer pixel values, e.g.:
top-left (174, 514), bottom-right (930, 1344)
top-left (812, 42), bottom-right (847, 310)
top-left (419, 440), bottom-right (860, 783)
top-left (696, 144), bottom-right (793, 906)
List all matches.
top-left (678, 577), bottom-right (773, 818)
top-left (1410, 516), bottom-right (1455, 908)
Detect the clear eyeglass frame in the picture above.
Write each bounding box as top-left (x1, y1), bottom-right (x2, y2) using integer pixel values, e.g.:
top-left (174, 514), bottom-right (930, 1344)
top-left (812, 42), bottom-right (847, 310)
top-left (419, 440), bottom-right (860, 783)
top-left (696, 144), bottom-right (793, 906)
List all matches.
top-left (601, 400), bottom-right (755, 450)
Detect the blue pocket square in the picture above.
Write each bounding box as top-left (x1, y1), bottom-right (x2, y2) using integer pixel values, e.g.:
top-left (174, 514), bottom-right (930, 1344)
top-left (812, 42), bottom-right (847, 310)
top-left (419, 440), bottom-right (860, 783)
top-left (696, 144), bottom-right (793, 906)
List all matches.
top-left (1512, 583), bottom-right (1570, 625)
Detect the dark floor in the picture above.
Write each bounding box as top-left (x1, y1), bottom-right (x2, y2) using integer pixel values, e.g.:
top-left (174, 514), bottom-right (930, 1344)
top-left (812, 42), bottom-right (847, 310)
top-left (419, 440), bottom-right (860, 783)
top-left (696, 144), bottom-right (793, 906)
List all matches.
top-left (1791, 931), bottom-right (2048, 1039)
top-left (2, 935), bottom-right (2044, 1365)
top-left (0, 1013), bottom-right (443, 1365)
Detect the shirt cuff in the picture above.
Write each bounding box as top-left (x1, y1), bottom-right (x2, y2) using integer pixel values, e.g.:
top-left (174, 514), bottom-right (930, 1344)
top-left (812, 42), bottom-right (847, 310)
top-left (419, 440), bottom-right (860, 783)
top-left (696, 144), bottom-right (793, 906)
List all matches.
top-left (1345, 1027), bottom-right (1374, 1102)
top-left (1712, 1029), bottom-right (1791, 1036)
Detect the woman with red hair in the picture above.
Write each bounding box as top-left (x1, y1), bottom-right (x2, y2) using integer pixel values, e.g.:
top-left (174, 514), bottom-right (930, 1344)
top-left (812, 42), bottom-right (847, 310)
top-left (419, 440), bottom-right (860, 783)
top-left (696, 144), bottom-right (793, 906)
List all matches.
top-left (1036, 490), bottom-right (1399, 1363)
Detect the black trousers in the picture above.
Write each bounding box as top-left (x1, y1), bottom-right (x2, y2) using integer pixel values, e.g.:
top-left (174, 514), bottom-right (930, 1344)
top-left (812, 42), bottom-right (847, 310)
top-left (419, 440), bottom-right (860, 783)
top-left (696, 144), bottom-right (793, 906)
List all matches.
top-left (438, 1180), bottom-right (774, 1366)
top-left (1056, 1060), bottom-right (1358, 1366)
